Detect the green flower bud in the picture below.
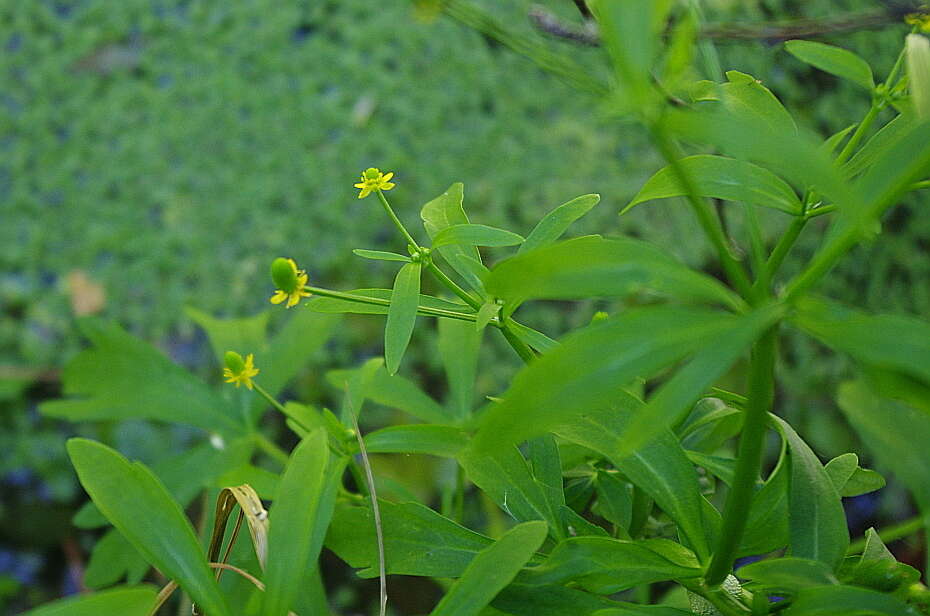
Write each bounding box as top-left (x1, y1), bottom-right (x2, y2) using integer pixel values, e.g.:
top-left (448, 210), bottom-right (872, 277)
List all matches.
top-left (271, 257), bottom-right (299, 293)
top-left (364, 167), bottom-right (382, 180)
top-left (224, 350), bottom-right (245, 374)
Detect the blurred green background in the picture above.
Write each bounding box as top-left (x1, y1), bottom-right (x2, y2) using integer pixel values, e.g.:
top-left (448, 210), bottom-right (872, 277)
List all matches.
top-left (2, 0), bottom-right (927, 612)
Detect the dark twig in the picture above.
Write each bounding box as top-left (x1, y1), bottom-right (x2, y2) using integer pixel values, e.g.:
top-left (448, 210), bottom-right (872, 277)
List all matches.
top-left (528, 3), bottom-right (919, 47)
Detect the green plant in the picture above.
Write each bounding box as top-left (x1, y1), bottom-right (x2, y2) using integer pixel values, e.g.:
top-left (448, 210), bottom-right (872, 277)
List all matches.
top-left (28, 2), bottom-right (930, 615)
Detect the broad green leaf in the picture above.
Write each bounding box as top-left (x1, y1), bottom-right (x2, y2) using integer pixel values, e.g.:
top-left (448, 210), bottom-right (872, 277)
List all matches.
top-left (84, 529), bottom-right (148, 588)
top-left (616, 304), bottom-right (782, 458)
top-left (23, 586), bottom-right (157, 616)
top-left (473, 306), bottom-right (749, 454)
top-left (838, 379), bottom-right (930, 517)
top-left (431, 223), bottom-right (524, 249)
top-left (594, 471), bottom-right (634, 532)
top-left (527, 435), bottom-right (566, 524)
top-left (74, 439), bottom-right (252, 530)
top-left (438, 318), bottom-right (481, 417)
top-left (67, 439), bottom-right (230, 616)
top-left (690, 70), bottom-right (797, 135)
top-left (326, 500), bottom-right (492, 578)
top-left (783, 585), bottom-right (917, 615)
top-left (552, 394), bottom-right (711, 561)
top-left (686, 452), bottom-right (735, 485)
top-left (42, 320), bottom-right (242, 434)
top-left (261, 429), bottom-right (331, 616)
top-left (624, 155), bottom-right (802, 215)
top-left (329, 357), bottom-right (383, 422)
top-left (792, 296), bottom-right (930, 386)
top-left (739, 447), bottom-right (790, 558)
top-left (485, 236), bottom-right (741, 310)
top-left (250, 309), bottom-right (338, 418)
top-left (385, 261), bottom-right (422, 374)
top-left (307, 288), bottom-right (471, 316)
top-left (430, 521), bottom-right (547, 616)
top-left (328, 364), bottom-right (453, 423)
top-left (785, 40), bottom-right (874, 90)
top-left (352, 248), bottom-right (411, 262)
top-left (421, 183), bottom-right (484, 293)
top-left (847, 528), bottom-right (921, 594)
top-left (738, 557), bottom-right (837, 592)
top-left (459, 444), bottom-right (565, 540)
top-left (493, 585), bottom-right (684, 616)
top-left (362, 424), bottom-right (468, 458)
top-left (214, 464), bottom-right (279, 499)
top-left (825, 453), bottom-right (885, 497)
top-left (517, 537), bottom-right (701, 594)
top-left (773, 418), bottom-right (849, 569)
top-left (519, 193), bottom-right (601, 254)
top-left (185, 307), bottom-right (268, 365)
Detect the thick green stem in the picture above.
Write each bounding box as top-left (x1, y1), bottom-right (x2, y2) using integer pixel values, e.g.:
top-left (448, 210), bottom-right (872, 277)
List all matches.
top-left (706, 327), bottom-right (777, 586)
top-left (652, 125), bottom-right (755, 302)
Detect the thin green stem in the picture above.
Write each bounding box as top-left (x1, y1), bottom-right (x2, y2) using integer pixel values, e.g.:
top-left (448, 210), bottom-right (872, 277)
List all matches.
top-left (252, 382), bottom-right (287, 415)
top-left (706, 327), bottom-right (777, 586)
top-left (349, 413), bottom-right (387, 616)
top-left (756, 216), bottom-right (806, 294)
top-left (847, 515), bottom-right (926, 554)
top-left (835, 104), bottom-right (879, 165)
top-left (804, 204), bottom-right (836, 219)
top-left (652, 124), bottom-right (755, 302)
top-left (425, 262), bottom-right (481, 310)
top-left (377, 189), bottom-right (420, 250)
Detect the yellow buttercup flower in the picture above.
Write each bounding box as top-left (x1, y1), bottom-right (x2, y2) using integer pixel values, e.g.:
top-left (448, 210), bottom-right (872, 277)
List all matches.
top-left (269, 257), bottom-right (311, 308)
top-left (906, 12), bottom-right (930, 33)
top-left (223, 351), bottom-right (259, 390)
top-left (354, 167), bottom-right (395, 199)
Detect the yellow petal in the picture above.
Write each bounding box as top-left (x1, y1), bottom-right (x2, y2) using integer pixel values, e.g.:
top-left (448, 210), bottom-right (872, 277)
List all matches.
top-left (381, 182), bottom-right (395, 190)
top-left (270, 291), bottom-right (287, 304)
top-left (381, 172), bottom-right (394, 182)
top-left (354, 182), bottom-right (366, 189)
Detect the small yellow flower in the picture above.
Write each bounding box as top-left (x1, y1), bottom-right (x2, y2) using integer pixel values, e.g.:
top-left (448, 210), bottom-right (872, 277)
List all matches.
top-left (906, 12), bottom-right (930, 33)
top-left (269, 257), bottom-right (311, 308)
top-left (223, 351), bottom-right (259, 390)
top-left (354, 167), bottom-right (395, 199)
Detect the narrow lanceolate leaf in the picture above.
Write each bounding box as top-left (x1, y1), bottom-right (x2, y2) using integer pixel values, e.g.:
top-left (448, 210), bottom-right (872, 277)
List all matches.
top-left (41, 320), bottom-right (242, 434)
top-left (517, 537), bottom-right (701, 593)
top-left (519, 193), bottom-right (600, 254)
top-left (67, 439), bottom-right (230, 616)
top-left (623, 155), bottom-right (802, 215)
top-left (785, 40), bottom-right (874, 90)
top-left (438, 318), bottom-right (480, 418)
top-left (552, 395), bottom-right (711, 561)
top-left (421, 183), bottom-right (484, 293)
top-left (783, 585), bottom-right (918, 616)
top-left (773, 418), bottom-right (849, 569)
top-left (472, 306), bottom-right (747, 453)
top-left (307, 288), bottom-right (470, 316)
top-left (326, 500), bottom-right (493, 578)
top-left (352, 248), bottom-right (412, 262)
top-left (737, 557), bottom-right (838, 593)
top-left (791, 295), bottom-right (930, 386)
top-left (363, 424), bottom-right (468, 458)
top-left (431, 223), bottom-right (524, 249)
top-left (430, 521), bottom-right (548, 616)
top-left (486, 236), bottom-right (741, 310)
top-left (23, 586), bottom-right (158, 616)
top-left (838, 380), bottom-right (930, 518)
top-left (616, 304), bottom-right (783, 458)
top-left (459, 444), bottom-right (564, 540)
top-left (261, 429), bottom-right (331, 616)
top-left (385, 262), bottom-right (422, 374)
